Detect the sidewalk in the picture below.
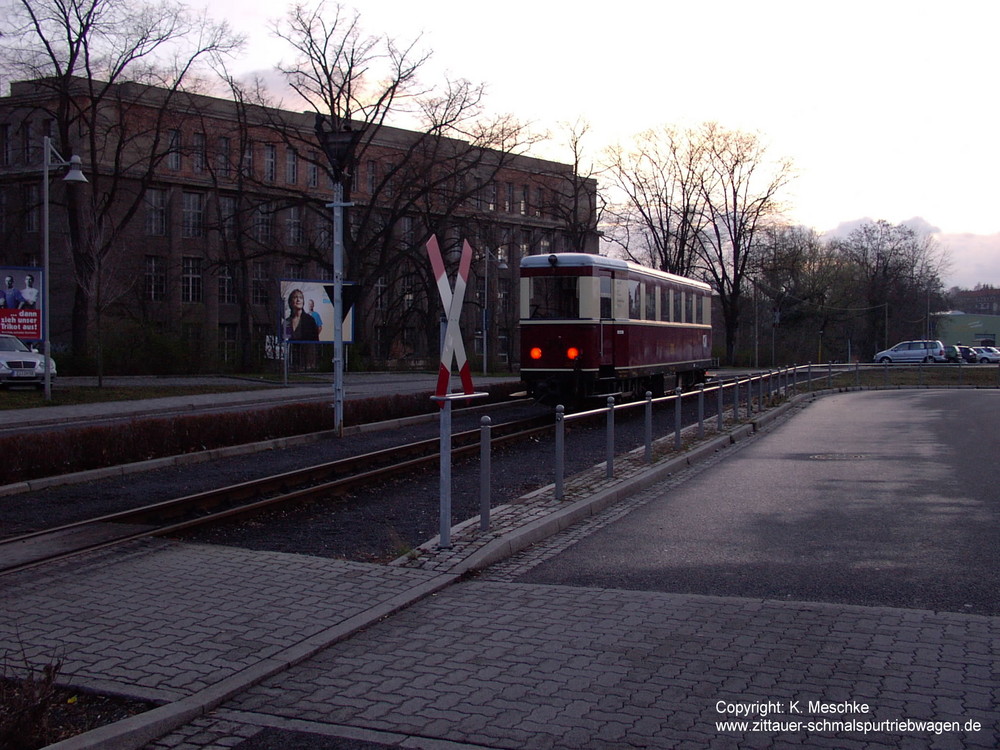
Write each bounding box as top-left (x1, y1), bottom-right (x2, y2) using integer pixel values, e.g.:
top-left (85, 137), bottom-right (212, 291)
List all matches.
top-left (2, 392), bottom-right (996, 750)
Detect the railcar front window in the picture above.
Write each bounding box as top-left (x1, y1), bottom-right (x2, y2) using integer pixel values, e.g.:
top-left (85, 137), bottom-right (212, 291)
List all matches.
top-left (529, 277), bottom-right (580, 319)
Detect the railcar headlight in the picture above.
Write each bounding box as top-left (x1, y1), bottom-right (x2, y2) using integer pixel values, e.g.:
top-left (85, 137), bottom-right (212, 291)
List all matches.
top-left (566, 347), bottom-right (580, 360)
top-left (529, 347), bottom-right (543, 360)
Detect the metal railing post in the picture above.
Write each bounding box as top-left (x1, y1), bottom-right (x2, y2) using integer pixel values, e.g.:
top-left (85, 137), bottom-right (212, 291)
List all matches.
top-left (644, 391), bottom-right (653, 463)
top-left (717, 380), bottom-right (724, 431)
top-left (827, 362), bottom-right (833, 389)
top-left (697, 383), bottom-right (705, 438)
top-left (855, 361), bottom-right (860, 388)
top-left (808, 363), bottom-right (813, 392)
top-left (674, 387), bottom-right (683, 450)
top-left (479, 416), bottom-right (491, 532)
top-left (606, 396), bottom-right (616, 479)
top-left (438, 398), bottom-right (452, 549)
top-left (555, 405), bottom-right (565, 501)
top-left (745, 377), bottom-right (752, 417)
top-left (733, 378), bottom-right (740, 421)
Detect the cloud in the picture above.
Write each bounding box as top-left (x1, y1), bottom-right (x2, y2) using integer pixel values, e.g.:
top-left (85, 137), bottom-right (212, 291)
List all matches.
top-left (819, 217), bottom-right (1000, 289)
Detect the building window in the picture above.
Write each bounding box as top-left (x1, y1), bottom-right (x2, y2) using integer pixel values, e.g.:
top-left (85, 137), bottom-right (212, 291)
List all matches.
top-left (240, 141), bottom-right (253, 177)
top-left (263, 144), bottom-right (277, 182)
top-left (535, 187), bottom-right (544, 217)
top-left (218, 265), bottom-right (237, 304)
top-left (254, 202), bottom-right (273, 243)
top-left (218, 323), bottom-right (238, 363)
top-left (192, 132), bottom-right (206, 173)
top-left (218, 195), bottom-right (237, 240)
top-left (181, 192), bottom-right (205, 238)
top-left (367, 160), bottom-right (377, 194)
top-left (218, 136), bottom-right (232, 177)
top-left (308, 152), bottom-right (319, 187)
top-left (145, 256), bottom-right (166, 301)
top-left (505, 183), bottom-right (514, 213)
top-left (286, 205), bottom-right (303, 245)
top-left (251, 261), bottom-right (268, 305)
top-left (24, 184), bottom-right (39, 233)
top-left (286, 149), bottom-right (298, 184)
top-left (520, 185), bottom-right (528, 215)
top-left (283, 262), bottom-right (303, 280)
top-left (145, 188), bottom-right (167, 236)
top-left (181, 256), bottom-right (203, 303)
top-left (21, 121), bottom-right (32, 164)
top-left (167, 129), bottom-right (181, 170)
top-left (374, 276), bottom-right (386, 312)
top-left (0, 124), bottom-right (10, 166)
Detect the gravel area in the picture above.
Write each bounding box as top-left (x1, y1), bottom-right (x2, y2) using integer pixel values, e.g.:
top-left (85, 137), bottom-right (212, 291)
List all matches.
top-left (1, 399), bottom-right (708, 562)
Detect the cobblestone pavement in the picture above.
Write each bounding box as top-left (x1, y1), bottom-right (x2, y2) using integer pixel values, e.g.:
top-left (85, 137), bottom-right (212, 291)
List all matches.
top-left (157, 582), bottom-right (998, 750)
top-left (3, 392), bottom-right (997, 749)
top-left (0, 542), bottom-right (450, 704)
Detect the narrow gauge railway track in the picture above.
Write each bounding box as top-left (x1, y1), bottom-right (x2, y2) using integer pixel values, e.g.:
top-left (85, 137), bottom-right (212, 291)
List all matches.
top-left (0, 413), bottom-right (553, 576)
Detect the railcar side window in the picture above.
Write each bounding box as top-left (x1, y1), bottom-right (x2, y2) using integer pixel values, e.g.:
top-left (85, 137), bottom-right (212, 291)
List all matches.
top-left (600, 275), bottom-right (612, 318)
top-left (673, 289), bottom-right (683, 322)
top-left (660, 288), bottom-right (670, 322)
top-left (627, 279), bottom-right (641, 319)
top-left (529, 276), bottom-right (580, 319)
top-left (645, 283), bottom-right (656, 320)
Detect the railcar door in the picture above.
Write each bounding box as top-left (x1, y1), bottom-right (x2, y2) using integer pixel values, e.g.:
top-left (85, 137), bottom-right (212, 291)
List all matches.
top-left (599, 271), bottom-right (616, 372)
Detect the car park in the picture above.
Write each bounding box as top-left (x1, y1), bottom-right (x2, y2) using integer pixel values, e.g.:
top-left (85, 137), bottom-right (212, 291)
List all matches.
top-left (973, 346), bottom-right (1000, 363)
top-left (0, 334), bottom-right (57, 388)
top-left (873, 340), bottom-right (946, 363)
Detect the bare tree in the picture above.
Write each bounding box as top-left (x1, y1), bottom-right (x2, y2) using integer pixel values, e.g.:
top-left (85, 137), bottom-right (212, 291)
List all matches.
top-left (263, 1), bottom-right (541, 361)
top-left (544, 119), bottom-right (601, 254)
top-left (601, 124), bottom-right (709, 276)
top-left (1, 0), bottom-right (242, 363)
top-left (693, 122), bottom-right (795, 364)
top-left (830, 220), bottom-right (947, 352)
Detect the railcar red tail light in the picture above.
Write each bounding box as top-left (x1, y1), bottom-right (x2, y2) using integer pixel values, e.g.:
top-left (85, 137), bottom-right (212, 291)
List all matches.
top-left (529, 347), bottom-right (543, 360)
top-left (566, 347), bottom-right (580, 360)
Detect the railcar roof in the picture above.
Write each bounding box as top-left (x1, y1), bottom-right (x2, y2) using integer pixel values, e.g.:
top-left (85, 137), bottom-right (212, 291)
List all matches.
top-left (520, 253), bottom-right (711, 290)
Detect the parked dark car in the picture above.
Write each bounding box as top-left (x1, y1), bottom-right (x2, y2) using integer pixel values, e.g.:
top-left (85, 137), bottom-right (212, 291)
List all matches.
top-left (957, 345), bottom-right (978, 363)
top-left (943, 345), bottom-right (961, 363)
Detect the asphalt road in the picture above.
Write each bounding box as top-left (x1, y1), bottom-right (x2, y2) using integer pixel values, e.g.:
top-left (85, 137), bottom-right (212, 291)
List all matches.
top-left (515, 389), bottom-right (1000, 616)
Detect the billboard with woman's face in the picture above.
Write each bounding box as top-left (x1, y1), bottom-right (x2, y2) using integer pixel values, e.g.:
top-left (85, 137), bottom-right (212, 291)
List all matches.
top-left (0, 266), bottom-right (43, 340)
top-left (279, 279), bottom-right (354, 344)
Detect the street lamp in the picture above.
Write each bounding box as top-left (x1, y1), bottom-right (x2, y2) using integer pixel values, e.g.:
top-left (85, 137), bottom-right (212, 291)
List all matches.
top-left (315, 115), bottom-right (362, 436)
top-left (42, 135), bottom-right (87, 400)
top-left (481, 249), bottom-right (508, 375)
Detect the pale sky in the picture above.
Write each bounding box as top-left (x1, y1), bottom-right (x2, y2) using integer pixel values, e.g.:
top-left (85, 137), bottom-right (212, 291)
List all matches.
top-left (206, 0), bottom-right (1000, 289)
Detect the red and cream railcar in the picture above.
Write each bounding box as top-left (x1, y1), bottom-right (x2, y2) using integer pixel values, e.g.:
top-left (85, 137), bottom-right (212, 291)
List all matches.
top-left (519, 253), bottom-right (713, 405)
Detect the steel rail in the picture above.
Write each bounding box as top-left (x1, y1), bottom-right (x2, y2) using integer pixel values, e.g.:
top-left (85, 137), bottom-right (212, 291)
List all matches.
top-left (0, 415), bottom-right (554, 576)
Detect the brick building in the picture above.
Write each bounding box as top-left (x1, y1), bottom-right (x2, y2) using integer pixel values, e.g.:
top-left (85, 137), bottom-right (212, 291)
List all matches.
top-left (0, 76), bottom-right (599, 374)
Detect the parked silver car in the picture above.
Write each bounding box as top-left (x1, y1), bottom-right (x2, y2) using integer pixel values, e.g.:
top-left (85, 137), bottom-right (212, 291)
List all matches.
top-left (0, 334), bottom-right (57, 388)
top-left (972, 346), bottom-right (1000, 363)
top-left (873, 340), bottom-right (946, 363)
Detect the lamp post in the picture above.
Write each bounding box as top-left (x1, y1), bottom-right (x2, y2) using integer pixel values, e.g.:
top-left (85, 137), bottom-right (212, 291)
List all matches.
top-left (481, 249), bottom-right (508, 376)
top-left (315, 116), bottom-right (361, 436)
top-left (41, 135), bottom-right (87, 401)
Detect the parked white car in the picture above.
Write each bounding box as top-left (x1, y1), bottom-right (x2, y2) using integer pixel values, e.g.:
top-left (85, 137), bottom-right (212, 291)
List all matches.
top-left (972, 346), bottom-right (1000, 363)
top-left (0, 334), bottom-right (57, 388)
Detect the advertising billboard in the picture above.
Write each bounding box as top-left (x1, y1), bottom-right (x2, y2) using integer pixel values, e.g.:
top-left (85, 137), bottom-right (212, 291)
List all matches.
top-left (0, 266), bottom-right (43, 341)
top-left (279, 279), bottom-right (354, 344)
